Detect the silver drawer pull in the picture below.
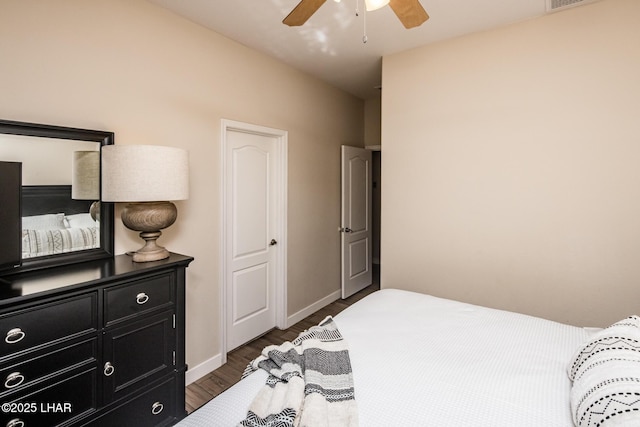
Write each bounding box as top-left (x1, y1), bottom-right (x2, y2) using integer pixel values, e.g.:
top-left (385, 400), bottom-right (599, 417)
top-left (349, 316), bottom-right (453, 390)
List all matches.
top-left (103, 362), bottom-right (115, 377)
top-left (7, 419), bottom-right (25, 427)
top-left (136, 292), bottom-right (149, 305)
top-left (5, 328), bottom-right (25, 344)
top-left (151, 401), bottom-right (164, 415)
top-left (4, 372), bottom-right (25, 389)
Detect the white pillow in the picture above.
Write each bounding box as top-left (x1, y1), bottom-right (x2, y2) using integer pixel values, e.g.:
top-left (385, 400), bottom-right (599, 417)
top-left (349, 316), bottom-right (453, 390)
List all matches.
top-left (22, 213), bottom-right (66, 230)
top-left (22, 227), bottom-right (98, 258)
top-left (568, 316), bottom-right (640, 381)
top-left (65, 213), bottom-right (97, 229)
top-left (568, 316), bottom-right (640, 426)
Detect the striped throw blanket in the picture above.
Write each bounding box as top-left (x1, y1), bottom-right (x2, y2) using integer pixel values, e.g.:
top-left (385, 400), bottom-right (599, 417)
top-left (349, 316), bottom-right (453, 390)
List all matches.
top-left (238, 316), bottom-right (358, 427)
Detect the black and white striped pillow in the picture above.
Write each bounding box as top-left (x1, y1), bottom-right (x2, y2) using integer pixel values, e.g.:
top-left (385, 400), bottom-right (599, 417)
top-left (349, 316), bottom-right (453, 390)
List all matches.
top-left (568, 316), bottom-right (640, 426)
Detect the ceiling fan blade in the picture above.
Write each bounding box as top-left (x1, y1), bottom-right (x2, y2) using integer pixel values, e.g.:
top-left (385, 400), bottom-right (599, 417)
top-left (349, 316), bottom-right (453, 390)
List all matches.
top-left (283, 0), bottom-right (327, 26)
top-left (389, 0), bottom-right (429, 29)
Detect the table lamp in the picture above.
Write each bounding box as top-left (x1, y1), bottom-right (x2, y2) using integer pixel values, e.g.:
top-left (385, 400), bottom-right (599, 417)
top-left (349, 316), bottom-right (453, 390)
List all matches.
top-left (101, 145), bottom-right (189, 262)
top-left (72, 150), bottom-right (101, 221)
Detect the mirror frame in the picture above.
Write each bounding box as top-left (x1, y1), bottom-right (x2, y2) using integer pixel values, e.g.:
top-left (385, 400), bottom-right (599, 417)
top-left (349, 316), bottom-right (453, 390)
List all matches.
top-left (0, 119), bottom-right (114, 274)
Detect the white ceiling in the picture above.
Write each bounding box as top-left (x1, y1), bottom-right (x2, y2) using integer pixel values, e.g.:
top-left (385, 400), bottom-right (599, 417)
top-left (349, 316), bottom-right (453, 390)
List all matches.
top-left (147, 0), bottom-right (554, 99)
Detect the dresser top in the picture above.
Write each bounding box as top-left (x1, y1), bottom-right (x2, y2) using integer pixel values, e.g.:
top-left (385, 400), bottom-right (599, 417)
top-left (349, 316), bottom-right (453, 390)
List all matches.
top-left (0, 253), bottom-right (193, 306)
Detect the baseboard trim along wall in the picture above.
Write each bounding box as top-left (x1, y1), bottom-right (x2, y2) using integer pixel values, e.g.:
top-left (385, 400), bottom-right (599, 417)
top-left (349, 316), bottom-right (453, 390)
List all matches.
top-left (185, 353), bottom-right (223, 386)
top-left (186, 289), bottom-right (341, 385)
top-left (286, 289), bottom-right (341, 328)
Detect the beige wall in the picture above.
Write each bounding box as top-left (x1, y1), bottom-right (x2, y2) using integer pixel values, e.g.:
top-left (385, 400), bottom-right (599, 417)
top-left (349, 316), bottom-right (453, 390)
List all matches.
top-left (0, 135), bottom-right (97, 185)
top-left (0, 0), bottom-right (363, 373)
top-left (382, 0), bottom-right (640, 327)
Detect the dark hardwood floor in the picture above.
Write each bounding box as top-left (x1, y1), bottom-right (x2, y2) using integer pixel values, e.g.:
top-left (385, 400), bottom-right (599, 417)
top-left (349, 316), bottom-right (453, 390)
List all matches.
top-left (185, 270), bottom-right (380, 414)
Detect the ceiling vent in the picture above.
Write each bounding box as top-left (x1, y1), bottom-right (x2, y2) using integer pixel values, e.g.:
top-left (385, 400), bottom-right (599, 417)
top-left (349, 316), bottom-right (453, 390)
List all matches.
top-left (546, 0), bottom-right (597, 12)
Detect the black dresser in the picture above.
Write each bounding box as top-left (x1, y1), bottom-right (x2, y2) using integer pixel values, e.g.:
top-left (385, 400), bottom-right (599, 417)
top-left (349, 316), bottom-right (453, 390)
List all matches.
top-left (0, 253), bottom-right (193, 427)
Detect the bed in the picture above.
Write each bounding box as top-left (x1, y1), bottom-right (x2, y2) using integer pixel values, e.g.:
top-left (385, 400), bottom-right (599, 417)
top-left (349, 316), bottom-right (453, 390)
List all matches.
top-left (21, 185), bottom-right (99, 258)
top-left (178, 289), bottom-right (640, 427)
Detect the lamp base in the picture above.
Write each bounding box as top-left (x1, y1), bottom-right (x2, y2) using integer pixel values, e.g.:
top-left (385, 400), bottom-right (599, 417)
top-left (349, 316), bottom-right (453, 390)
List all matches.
top-left (89, 201), bottom-right (100, 222)
top-left (131, 231), bottom-right (170, 262)
top-left (121, 201), bottom-right (178, 263)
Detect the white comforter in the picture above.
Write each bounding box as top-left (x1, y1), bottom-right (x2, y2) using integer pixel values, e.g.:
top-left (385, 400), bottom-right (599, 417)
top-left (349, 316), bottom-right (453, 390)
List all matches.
top-left (179, 289), bottom-right (592, 426)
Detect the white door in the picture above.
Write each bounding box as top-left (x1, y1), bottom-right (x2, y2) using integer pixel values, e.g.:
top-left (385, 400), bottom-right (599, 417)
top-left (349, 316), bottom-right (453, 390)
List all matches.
top-left (341, 146), bottom-right (373, 299)
top-left (223, 122), bottom-right (286, 351)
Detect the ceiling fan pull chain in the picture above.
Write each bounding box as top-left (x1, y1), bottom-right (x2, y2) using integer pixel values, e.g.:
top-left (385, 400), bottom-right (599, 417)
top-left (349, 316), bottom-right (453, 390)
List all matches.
top-left (362, 5), bottom-right (368, 43)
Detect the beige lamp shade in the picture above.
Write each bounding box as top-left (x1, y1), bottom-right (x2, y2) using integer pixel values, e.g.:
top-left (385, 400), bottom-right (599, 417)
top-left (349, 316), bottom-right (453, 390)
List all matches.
top-left (101, 145), bottom-right (189, 202)
top-left (72, 151), bottom-right (100, 200)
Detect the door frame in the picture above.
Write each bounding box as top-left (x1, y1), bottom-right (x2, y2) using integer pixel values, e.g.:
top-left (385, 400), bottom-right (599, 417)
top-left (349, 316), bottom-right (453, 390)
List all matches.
top-left (220, 119), bottom-right (288, 363)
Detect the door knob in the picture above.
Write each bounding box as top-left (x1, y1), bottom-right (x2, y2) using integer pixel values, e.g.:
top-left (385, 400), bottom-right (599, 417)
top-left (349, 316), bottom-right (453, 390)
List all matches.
top-left (269, 239), bottom-right (278, 246)
top-left (341, 227), bottom-right (352, 233)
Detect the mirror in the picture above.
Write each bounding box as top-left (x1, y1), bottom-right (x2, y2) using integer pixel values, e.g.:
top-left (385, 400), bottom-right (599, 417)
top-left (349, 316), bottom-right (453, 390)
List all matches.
top-left (0, 119), bottom-right (114, 274)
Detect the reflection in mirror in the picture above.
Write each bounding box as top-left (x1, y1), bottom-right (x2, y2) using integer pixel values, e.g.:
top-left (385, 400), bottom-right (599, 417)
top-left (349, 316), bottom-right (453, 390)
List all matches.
top-left (0, 120), bottom-right (114, 274)
top-left (72, 151), bottom-right (101, 221)
top-left (0, 135), bottom-right (100, 258)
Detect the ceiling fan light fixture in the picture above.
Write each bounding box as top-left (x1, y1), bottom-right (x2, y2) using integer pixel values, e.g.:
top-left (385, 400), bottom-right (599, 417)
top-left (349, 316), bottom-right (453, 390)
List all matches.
top-left (364, 0), bottom-right (390, 11)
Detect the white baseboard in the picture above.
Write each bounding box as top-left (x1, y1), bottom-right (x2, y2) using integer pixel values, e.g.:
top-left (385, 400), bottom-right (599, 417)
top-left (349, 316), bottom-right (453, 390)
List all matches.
top-left (286, 289), bottom-right (341, 328)
top-left (186, 290), bottom-right (341, 385)
top-left (185, 353), bottom-right (223, 385)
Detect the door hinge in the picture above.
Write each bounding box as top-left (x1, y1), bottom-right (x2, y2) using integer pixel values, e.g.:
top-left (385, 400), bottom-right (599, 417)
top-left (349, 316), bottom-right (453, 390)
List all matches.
top-left (173, 314), bottom-right (176, 329)
top-left (173, 351), bottom-right (176, 366)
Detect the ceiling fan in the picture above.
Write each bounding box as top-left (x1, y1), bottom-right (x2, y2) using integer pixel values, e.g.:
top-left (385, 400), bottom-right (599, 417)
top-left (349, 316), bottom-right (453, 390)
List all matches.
top-left (283, 0), bottom-right (429, 29)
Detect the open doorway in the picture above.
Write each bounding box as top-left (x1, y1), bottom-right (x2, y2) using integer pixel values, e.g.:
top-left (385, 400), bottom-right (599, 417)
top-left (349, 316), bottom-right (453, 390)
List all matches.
top-left (372, 149), bottom-right (381, 286)
top-left (340, 145), bottom-right (381, 295)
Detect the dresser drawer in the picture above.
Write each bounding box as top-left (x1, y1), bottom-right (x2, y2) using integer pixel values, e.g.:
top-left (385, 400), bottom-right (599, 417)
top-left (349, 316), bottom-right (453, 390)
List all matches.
top-left (0, 367), bottom-right (97, 427)
top-left (88, 377), bottom-right (175, 427)
top-left (0, 338), bottom-right (96, 399)
top-left (0, 294), bottom-right (97, 359)
top-left (104, 273), bottom-right (174, 326)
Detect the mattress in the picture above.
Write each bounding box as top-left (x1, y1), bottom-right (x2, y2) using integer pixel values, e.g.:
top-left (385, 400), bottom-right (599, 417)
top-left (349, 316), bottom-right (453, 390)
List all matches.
top-left (178, 289), bottom-right (593, 426)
